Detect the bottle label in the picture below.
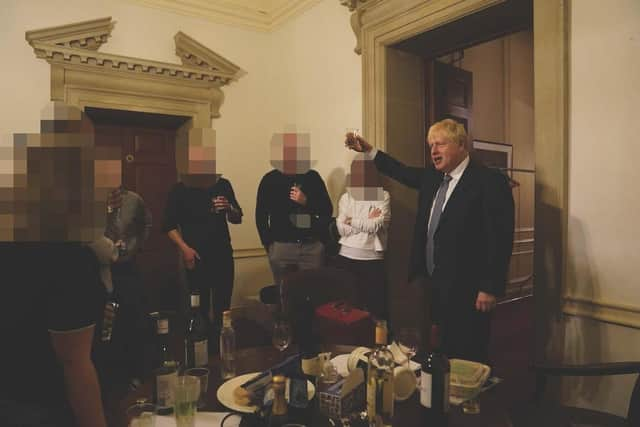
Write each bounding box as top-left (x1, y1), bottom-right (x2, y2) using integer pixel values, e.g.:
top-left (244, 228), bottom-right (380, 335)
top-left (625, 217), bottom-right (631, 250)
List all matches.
top-left (190, 294), bottom-right (200, 308)
top-left (157, 318), bottom-right (169, 335)
top-left (195, 339), bottom-right (208, 367)
top-left (420, 372), bottom-right (433, 408)
top-left (156, 371), bottom-right (177, 408)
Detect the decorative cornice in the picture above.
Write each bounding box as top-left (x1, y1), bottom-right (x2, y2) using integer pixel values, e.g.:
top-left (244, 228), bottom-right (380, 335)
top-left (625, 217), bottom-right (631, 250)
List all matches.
top-left (25, 17), bottom-right (115, 51)
top-left (174, 31), bottom-right (245, 80)
top-left (339, 0), bottom-right (369, 12)
top-left (30, 41), bottom-right (236, 85)
top-left (126, 0), bottom-right (323, 32)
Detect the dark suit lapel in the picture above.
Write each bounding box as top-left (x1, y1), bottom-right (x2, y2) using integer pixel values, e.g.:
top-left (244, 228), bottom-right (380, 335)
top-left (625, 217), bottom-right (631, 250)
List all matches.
top-left (436, 160), bottom-right (478, 231)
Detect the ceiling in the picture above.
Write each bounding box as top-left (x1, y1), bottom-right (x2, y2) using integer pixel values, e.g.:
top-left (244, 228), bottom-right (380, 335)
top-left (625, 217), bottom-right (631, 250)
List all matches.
top-left (126, 0), bottom-right (323, 32)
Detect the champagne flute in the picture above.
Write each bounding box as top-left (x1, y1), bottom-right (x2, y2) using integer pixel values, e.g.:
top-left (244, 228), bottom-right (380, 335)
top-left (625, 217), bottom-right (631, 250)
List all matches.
top-left (272, 319), bottom-right (292, 359)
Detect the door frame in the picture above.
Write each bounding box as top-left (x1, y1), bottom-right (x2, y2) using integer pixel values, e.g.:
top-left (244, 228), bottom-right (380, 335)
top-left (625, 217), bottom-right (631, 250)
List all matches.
top-left (353, 0), bottom-right (568, 360)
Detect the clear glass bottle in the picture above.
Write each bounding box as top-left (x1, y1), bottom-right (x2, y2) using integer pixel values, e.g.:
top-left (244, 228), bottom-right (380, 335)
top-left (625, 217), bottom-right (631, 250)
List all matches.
top-left (153, 317), bottom-right (178, 415)
top-left (100, 294), bottom-right (119, 343)
top-left (184, 292), bottom-right (208, 369)
top-left (219, 310), bottom-right (236, 379)
top-left (367, 320), bottom-right (394, 427)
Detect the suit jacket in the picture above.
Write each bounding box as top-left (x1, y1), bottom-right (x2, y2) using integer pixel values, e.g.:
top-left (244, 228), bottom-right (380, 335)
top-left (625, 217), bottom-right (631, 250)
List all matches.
top-left (374, 150), bottom-right (514, 301)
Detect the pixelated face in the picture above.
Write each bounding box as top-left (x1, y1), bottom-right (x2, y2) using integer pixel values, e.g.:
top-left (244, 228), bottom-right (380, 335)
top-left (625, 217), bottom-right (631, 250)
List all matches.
top-left (270, 133), bottom-right (311, 175)
top-left (348, 157), bottom-right (384, 201)
top-left (187, 145), bottom-right (216, 175)
top-left (1, 103), bottom-right (120, 242)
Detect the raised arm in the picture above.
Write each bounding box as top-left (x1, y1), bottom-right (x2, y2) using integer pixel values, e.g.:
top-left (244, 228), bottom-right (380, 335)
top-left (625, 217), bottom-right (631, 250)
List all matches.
top-left (344, 133), bottom-right (425, 190)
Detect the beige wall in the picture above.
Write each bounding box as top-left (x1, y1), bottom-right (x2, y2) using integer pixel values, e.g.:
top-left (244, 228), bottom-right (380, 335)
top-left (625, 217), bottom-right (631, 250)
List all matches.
top-left (561, 0), bottom-right (640, 416)
top-left (0, 0), bottom-right (361, 306)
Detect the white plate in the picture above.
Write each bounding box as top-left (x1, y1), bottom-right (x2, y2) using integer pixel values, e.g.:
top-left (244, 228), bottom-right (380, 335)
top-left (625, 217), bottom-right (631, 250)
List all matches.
top-left (216, 372), bottom-right (316, 414)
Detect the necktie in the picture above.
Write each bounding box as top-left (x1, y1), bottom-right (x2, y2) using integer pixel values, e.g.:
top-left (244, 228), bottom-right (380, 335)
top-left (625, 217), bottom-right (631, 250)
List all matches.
top-left (426, 174), bottom-right (451, 275)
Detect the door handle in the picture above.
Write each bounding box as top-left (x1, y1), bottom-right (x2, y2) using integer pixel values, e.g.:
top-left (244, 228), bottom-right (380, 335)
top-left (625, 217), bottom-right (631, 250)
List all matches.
top-left (125, 154), bottom-right (134, 163)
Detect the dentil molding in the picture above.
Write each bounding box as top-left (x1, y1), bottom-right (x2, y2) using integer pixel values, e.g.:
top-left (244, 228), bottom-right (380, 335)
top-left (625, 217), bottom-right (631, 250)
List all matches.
top-left (26, 17), bottom-right (245, 121)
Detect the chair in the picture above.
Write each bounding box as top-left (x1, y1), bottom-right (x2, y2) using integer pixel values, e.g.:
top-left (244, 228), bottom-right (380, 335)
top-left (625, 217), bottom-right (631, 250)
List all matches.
top-left (281, 267), bottom-right (375, 347)
top-left (510, 360), bottom-right (640, 427)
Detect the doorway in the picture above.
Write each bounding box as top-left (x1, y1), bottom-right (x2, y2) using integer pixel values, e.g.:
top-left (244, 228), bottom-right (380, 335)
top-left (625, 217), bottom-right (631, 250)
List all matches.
top-left (86, 107), bottom-right (189, 312)
top-left (383, 0), bottom-right (535, 406)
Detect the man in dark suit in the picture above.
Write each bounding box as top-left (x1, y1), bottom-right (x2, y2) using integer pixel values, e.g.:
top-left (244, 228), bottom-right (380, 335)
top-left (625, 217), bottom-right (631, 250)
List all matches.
top-left (345, 119), bottom-right (514, 363)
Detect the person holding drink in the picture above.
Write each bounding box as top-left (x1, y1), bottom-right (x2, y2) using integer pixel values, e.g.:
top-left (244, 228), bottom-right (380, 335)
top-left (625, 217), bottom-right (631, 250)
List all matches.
top-left (163, 135), bottom-right (243, 349)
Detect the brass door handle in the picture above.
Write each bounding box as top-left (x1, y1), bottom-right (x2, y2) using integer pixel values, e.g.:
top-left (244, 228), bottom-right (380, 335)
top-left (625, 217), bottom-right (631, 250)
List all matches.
top-left (125, 154), bottom-right (134, 163)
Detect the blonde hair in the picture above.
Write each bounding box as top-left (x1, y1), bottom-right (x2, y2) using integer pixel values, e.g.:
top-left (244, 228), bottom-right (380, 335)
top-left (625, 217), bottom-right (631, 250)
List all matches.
top-left (427, 119), bottom-right (468, 149)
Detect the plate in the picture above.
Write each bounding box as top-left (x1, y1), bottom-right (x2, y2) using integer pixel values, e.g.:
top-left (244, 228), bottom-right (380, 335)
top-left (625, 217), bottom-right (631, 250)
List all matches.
top-left (216, 372), bottom-right (316, 413)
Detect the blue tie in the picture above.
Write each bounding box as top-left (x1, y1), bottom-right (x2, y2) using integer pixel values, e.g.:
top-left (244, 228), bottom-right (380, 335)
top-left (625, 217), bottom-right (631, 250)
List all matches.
top-left (426, 174), bottom-right (452, 275)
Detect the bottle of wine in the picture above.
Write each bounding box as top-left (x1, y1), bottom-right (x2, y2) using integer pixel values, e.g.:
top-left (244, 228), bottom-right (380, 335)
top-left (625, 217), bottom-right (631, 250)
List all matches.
top-left (184, 292), bottom-right (208, 369)
top-left (153, 317), bottom-right (178, 415)
top-left (420, 325), bottom-right (450, 423)
top-left (367, 319), bottom-right (394, 427)
top-left (219, 310), bottom-right (236, 379)
top-left (268, 375), bottom-right (289, 427)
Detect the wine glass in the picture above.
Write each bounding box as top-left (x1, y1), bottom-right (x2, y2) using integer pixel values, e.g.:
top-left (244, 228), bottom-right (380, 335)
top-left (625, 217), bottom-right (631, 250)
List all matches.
top-left (345, 128), bottom-right (360, 149)
top-left (396, 327), bottom-right (420, 369)
top-left (272, 319), bottom-right (292, 358)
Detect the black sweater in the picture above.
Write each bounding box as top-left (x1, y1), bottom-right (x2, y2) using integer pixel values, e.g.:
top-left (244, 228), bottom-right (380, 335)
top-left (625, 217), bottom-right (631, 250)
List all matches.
top-left (255, 169), bottom-right (332, 247)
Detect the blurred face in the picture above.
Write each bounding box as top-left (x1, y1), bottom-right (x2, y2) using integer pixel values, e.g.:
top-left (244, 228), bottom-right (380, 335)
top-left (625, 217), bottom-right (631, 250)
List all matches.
top-left (428, 132), bottom-right (467, 173)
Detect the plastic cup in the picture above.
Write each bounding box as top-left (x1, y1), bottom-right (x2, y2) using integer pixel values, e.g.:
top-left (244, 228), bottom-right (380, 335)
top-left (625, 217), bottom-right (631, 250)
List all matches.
top-left (185, 367), bottom-right (209, 409)
top-left (174, 375), bottom-right (200, 427)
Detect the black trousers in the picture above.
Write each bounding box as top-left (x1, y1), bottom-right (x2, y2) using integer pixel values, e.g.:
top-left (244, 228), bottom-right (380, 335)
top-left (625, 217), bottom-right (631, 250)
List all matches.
top-left (185, 249), bottom-right (234, 337)
top-left (430, 282), bottom-right (492, 364)
top-left (333, 255), bottom-right (388, 320)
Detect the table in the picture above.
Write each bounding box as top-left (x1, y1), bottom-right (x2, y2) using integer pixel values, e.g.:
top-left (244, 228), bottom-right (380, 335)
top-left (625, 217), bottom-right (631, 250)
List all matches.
top-left (113, 344), bottom-right (512, 427)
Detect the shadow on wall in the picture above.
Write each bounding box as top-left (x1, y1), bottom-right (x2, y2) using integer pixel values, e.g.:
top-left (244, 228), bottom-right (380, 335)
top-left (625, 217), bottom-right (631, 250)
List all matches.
top-left (563, 215), bottom-right (601, 403)
top-left (326, 167), bottom-right (347, 216)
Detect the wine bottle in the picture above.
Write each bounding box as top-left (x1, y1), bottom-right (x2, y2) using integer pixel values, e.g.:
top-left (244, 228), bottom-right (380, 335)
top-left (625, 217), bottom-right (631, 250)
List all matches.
top-left (219, 310), bottom-right (236, 379)
top-left (184, 292), bottom-right (208, 369)
top-left (268, 375), bottom-right (289, 427)
top-left (367, 319), bottom-right (394, 427)
top-left (153, 317), bottom-right (178, 415)
top-left (420, 325), bottom-right (450, 423)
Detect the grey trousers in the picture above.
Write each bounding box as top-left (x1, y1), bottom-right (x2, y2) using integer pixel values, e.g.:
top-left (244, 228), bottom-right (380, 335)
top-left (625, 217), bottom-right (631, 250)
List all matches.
top-left (267, 241), bottom-right (324, 284)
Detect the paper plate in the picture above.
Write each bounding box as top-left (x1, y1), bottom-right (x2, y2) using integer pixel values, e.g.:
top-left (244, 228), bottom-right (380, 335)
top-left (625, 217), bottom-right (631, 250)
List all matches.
top-left (216, 372), bottom-right (316, 414)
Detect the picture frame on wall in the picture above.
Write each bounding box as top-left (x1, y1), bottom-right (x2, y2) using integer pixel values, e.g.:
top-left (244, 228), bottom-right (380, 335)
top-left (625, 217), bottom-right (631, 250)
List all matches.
top-left (472, 140), bottom-right (513, 173)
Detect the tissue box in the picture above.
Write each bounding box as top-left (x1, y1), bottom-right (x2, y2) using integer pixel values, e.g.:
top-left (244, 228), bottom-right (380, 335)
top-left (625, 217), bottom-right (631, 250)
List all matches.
top-left (318, 369), bottom-right (366, 419)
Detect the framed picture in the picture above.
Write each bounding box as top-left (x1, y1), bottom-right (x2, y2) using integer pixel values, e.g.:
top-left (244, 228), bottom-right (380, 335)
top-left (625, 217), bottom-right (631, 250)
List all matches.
top-left (472, 140), bottom-right (512, 171)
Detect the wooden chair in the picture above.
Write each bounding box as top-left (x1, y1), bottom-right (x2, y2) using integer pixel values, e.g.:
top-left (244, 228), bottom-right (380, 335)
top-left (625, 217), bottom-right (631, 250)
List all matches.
top-left (510, 360), bottom-right (640, 427)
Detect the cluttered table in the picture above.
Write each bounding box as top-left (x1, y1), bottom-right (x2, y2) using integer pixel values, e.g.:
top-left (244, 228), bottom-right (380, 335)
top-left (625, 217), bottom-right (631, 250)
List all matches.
top-left (114, 343), bottom-right (511, 427)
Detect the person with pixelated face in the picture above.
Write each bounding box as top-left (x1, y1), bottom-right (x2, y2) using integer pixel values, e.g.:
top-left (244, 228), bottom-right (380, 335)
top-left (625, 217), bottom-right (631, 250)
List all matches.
top-left (334, 154), bottom-right (391, 319)
top-left (345, 119), bottom-right (514, 364)
top-left (162, 130), bottom-right (242, 348)
top-left (0, 104), bottom-right (108, 427)
top-left (255, 132), bottom-right (333, 285)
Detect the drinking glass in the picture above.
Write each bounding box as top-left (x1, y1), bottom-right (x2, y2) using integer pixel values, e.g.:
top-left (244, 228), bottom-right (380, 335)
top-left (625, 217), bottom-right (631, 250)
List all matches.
top-left (345, 128), bottom-right (360, 148)
top-left (174, 375), bottom-right (200, 427)
top-left (272, 319), bottom-right (292, 357)
top-left (185, 367), bottom-right (209, 409)
top-left (126, 400), bottom-right (156, 427)
top-left (396, 327), bottom-right (420, 369)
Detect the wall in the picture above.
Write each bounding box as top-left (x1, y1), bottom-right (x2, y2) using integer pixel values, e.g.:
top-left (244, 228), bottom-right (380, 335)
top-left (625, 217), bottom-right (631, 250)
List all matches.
top-left (0, 0), bottom-right (361, 306)
top-left (561, 0), bottom-right (640, 416)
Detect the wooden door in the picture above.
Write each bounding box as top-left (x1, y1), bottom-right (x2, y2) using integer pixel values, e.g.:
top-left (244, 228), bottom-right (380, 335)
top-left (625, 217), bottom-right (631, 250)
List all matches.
top-left (426, 60), bottom-right (473, 164)
top-left (94, 121), bottom-right (179, 312)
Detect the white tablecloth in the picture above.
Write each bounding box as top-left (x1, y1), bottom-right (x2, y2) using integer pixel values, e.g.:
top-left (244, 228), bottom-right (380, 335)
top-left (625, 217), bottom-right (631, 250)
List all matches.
top-left (155, 412), bottom-right (241, 427)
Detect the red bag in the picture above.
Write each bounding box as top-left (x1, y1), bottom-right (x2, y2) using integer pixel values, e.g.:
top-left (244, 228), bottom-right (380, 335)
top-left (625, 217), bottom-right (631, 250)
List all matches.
top-left (314, 301), bottom-right (374, 346)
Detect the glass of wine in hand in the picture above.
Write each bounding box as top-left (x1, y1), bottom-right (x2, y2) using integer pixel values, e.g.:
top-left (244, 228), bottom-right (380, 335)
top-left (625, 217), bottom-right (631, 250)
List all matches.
top-left (272, 319), bottom-right (292, 359)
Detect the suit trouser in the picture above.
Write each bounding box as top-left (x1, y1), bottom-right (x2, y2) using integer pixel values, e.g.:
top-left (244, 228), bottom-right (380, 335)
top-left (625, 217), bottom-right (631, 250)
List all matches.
top-left (185, 249), bottom-right (234, 337)
top-left (425, 277), bottom-right (493, 364)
